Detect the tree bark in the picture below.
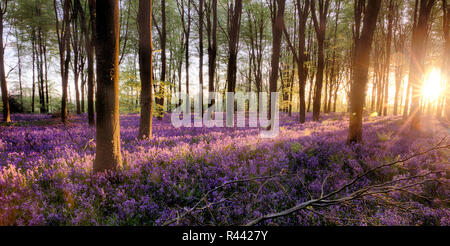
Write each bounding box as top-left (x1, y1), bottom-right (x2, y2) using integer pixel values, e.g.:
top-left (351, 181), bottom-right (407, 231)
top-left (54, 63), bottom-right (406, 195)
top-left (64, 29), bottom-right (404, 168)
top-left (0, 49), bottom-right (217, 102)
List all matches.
top-left (72, 5), bottom-right (81, 114)
top-left (249, 7), bottom-right (265, 112)
top-left (408, 0), bottom-right (436, 131)
top-left (156, 0), bottom-right (166, 119)
top-left (138, 0), bottom-right (153, 139)
top-left (0, 2), bottom-right (10, 122)
top-left (176, 0), bottom-right (191, 95)
top-left (383, 0), bottom-right (394, 116)
top-left (32, 29), bottom-right (36, 113)
top-left (14, 27), bottom-right (23, 108)
top-left (442, 0), bottom-right (450, 121)
top-left (77, 0), bottom-right (95, 123)
top-left (54, 0), bottom-right (72, 122)
top-left (226, 0), bottom-right (243, 93)
top-left (268, 0), bottom-right (286, 121)
top-left (347, 0), bottom-right (382, 144)
top-left (310, 0), bottom-right (331, 122)
top-left (393, 4), bottom-right (406, 116)
top-left (198, 0), bottom-right (204, 117)
top-left (207, 0), bottom-right (217, 109)
top-left (94, 0), bottom-right (122, 172)
top-left (44, 40), bottom-right (49, 111)
top-left (88, 0), bottom-right (96, 125)
top-left (283, 0), bottom-right (310, 123)
top-left (37, 27), bottom-right (46, 113)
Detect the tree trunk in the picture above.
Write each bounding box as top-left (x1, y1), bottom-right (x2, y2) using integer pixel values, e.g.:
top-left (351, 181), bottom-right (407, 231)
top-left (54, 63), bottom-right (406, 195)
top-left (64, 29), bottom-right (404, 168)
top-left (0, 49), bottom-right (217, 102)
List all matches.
top-left (176, 0), bottom-right (191, 95)
top-left (288, 56), bottom-right (295, 116)
top-left (207, 0), bottom-right (217, 109)
top-left (408, 0), bottom-right (436, 131)
top-left (393, 64), bottom-right (403, 116)
top-left (88, 0), bottom-right (96, 125)
top-left (72, 5), bottom-right (81, 115)
top-left (297, 0), bottom-right (310, 123)
top-left (383, 0), bottom-right (394, 116)
top-left (226, 0), bottom-right (243, 93)
top-left (310, 0), bottom-right (330, 122)
top-left (393, 3), bottom-right (406, 117)
top-left (251, 9), bottom-right (265, 112)
top-left (54, 0), bottom-right (72, 123)
top-left (442, 0), bottom-right (450, 121)
top-left (76, 0), bottom-right (96, 125)
top-left (81, 75), bottom-right (86, 113)
top-left (44, 41), bottom-right (49, 111)
top-left (347, 0), bottom-right (382, 144)
top-left (333, 83), bottom-right (338, 112)
top-left (198, 0), bottom-right (204, 117)
top-left (138, 0), bottom-right (154, 139)
top-left (61, 28), bottom-right (71, 122)
top-left (306, 20), bottom-right (314, 113)
top-left (37, 26), bottom-right (46, 113)
top-left (94, 0), bottom-right (122, 172)
top-left (14, 27), bottom-right (23, 108)
top-left (268, 0), bottom-right (286, 121)
top-left (157, 0), bottom-right (166, 119)
top-left (0, 5), bottom-right (10, 123)
top-left (329, 0), bottom-right (341, 115)
top-left (32, 29), bottom-right (36, 113)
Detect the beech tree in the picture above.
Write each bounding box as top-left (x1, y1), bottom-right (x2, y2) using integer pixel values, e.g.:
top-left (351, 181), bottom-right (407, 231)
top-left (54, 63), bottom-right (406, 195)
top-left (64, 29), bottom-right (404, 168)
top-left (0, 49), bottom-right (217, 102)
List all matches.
top-left (393, 1), bottom-right (408, 116)
top-left (35, 3), bottom-right (50, 114)
top-left (268, 0), bottom-right (285, 122)
top-left (198, 0), bottom-right (204, 116)
top-left (1, 0), bottom-right (447, 135)
top-left (94, 0), bottom-right (122, 172)
top-left (71, 1), bottom-right (82, 115)
top-left (407, 0), bottom-right (436, 131)
top-left (283, 0), bottom-right (310, 123)
top-left (246, 1), bottom-right (267, 111)
top-left (0, 0), bottom-right (10, 123)
top-left (325, 0), bottom-right (342, 114)
top-left (88, 0), bottom-right (96, 125)
top-left (226, 0), bottom-right (243, 93)
top-left (310, 0), bottom-right (331, 122)
top-left (153, 0), bottom-right (166, 119)
top-left (138, 0), bottom-right (153, 140)
top-left (444, 0), bottom-right (450, 121)
top-left (75, 0), bottom-right (96, 125)
top-left (176, 0), bottom-right (191, 95)
top-left (206, 0), bottom-right (217, 109)
top-left (347, 0), bottom-right (382, 144)
top-left (53, 0), bottom-right (71, 123)
top-left (13, 26), bottom-right (23, 108)
top-left (382, 0), bottom-right (395, 116)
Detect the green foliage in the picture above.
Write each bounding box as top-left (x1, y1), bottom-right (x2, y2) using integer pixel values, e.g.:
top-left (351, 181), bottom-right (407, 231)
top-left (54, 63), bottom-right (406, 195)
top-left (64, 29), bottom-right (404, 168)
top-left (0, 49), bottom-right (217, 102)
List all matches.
top-left (1, 0), bottom-right (445, 120)
top-left (290, 142), bottom-right (304, 153)
top-left (377, 131), bottom-right (394, 142)
top-left (119, 62), bottom-right (141, 114)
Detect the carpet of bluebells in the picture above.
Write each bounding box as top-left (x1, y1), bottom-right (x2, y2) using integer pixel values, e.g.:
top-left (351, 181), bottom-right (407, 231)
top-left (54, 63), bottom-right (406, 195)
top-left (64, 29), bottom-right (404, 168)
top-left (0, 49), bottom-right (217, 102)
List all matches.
top-left (0, 113), bottom-right (449, 226)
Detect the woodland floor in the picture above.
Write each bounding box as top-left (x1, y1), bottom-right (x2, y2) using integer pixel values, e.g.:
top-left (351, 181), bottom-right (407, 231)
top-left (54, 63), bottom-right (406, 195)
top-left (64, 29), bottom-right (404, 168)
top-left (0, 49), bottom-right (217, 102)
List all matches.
top-left (0, 113), bottom-right (448, 225)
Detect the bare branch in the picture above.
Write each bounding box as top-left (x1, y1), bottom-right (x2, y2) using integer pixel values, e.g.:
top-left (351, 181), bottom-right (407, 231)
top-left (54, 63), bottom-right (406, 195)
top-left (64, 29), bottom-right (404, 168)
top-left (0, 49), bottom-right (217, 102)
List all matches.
top-left (245, 140), bottom-right (449, 226)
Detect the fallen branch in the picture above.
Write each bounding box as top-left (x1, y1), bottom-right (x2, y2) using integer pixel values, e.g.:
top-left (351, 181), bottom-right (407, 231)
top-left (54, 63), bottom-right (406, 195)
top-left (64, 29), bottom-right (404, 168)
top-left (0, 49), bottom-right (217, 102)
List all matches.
top-left (62, 124), bottom-right (94, 152)
top-left (161, 173), bottom-right (289, 226)
top-left (245, 139), bottom-right (449, 226)
top-left (322, 138), bottom-right (448, 201)
top-left (161, 138), bottom-right (449, 226)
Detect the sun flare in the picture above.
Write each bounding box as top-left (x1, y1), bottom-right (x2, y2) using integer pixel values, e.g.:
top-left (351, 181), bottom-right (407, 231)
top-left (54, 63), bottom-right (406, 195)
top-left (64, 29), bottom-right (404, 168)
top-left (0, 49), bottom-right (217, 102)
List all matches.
top-left (422, 68), bottom-right (443, 102)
